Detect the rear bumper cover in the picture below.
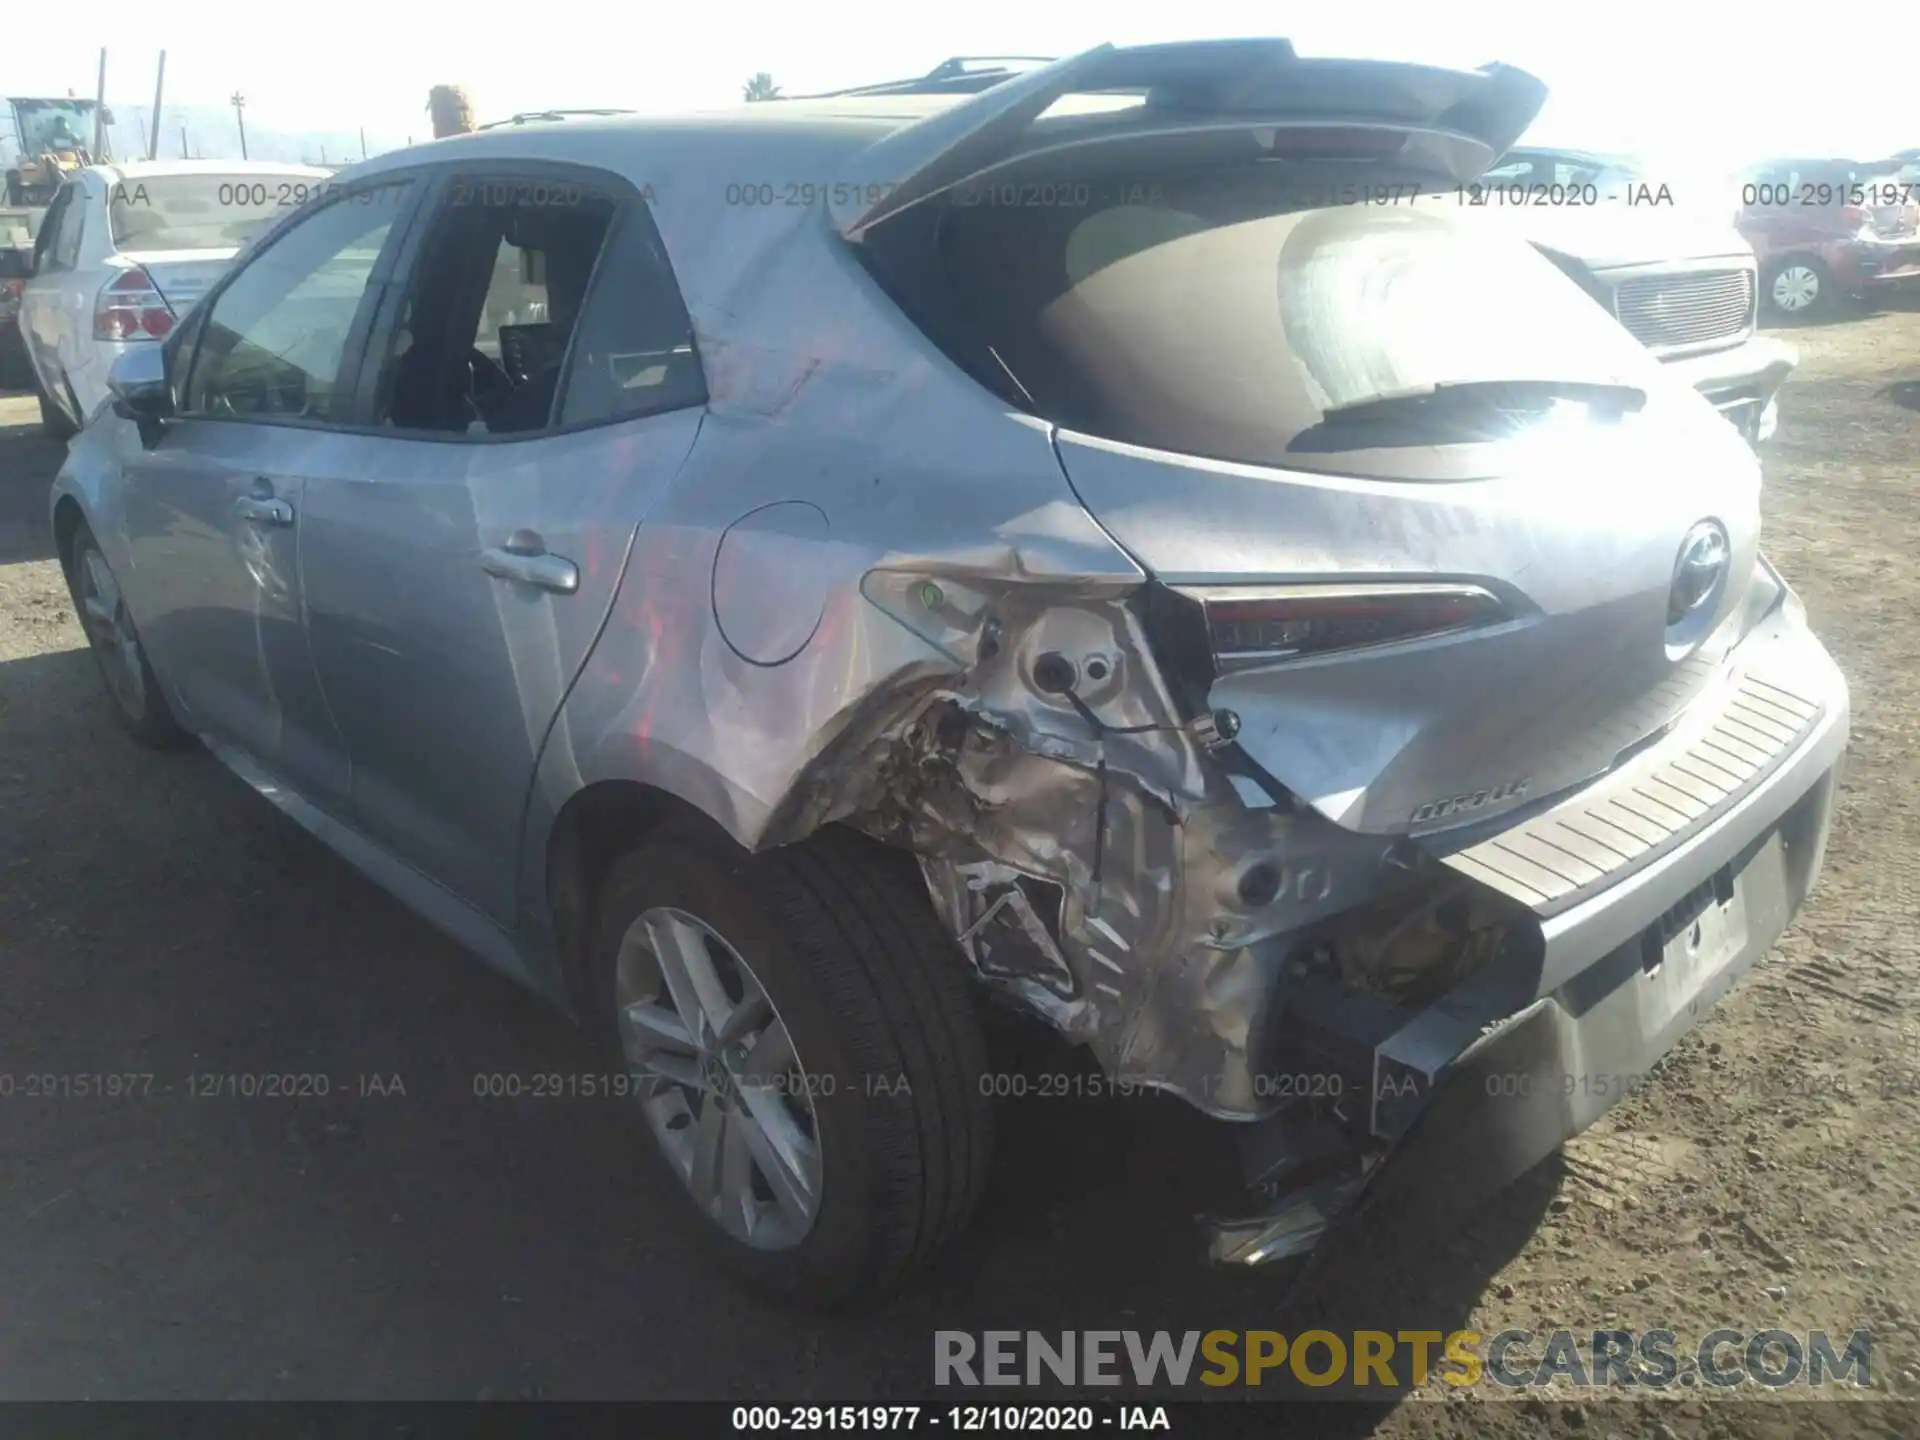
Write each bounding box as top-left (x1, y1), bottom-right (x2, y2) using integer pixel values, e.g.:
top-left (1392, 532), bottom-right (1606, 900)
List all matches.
top-left (1207, 603), bottom-right (1847, 1264)
top-left (1429, 601), bottom-right (1846, 993)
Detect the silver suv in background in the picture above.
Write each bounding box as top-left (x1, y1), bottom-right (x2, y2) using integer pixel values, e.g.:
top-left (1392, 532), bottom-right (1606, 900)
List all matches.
top-left (52, 42), bottom-right (1847, 1302)
top-left (1467, 146), bottom-right (1794, 441)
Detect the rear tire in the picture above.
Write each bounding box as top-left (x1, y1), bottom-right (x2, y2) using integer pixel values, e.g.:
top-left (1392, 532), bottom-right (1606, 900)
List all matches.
top-left (63, 523), bottom-right (191, 748)
top-left (591, 819), bottom-right (994, 1305)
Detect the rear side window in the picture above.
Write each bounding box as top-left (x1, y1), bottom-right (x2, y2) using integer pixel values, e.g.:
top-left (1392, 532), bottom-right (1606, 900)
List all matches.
top-left (557, 206), bottom-right (705, 427)
top-left (863, 164), bottom-right (1669, 480)
top-left (371, 175), bottom-right (702, 438)
top-left (373, 180), bottom-right (620, 436)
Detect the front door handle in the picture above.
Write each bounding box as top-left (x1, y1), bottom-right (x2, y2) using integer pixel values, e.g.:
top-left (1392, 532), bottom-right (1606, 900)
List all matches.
top-left (234, 495), bottom-right (294, 526)
top-left (480, 528), bottom-right (579, 595)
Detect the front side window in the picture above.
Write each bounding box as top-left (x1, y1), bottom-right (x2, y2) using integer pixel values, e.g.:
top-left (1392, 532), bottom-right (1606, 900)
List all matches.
top-left (109, 173), bottom-right (327, 254)
top-left (184, 184), bottom-right (411, 421)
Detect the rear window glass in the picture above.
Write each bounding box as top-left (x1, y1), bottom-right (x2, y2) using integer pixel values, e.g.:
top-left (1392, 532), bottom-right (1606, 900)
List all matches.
top-left (864, 165), bottom-right (1675, 480)
top-left (110, 175), bottom-right (321, 253)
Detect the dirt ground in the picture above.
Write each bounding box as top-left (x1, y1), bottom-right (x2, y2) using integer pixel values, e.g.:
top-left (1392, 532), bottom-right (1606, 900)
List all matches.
top-left (0, 305), bottom-right (1916, 1432)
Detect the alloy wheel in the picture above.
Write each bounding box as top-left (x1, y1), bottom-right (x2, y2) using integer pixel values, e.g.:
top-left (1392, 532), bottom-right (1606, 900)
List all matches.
top-left (77, 547), bottom-right (147, 720)
top-left (615, 906), bottom-right (823, 1250)
top-left (1771, 265), bottom-right (1821, 313)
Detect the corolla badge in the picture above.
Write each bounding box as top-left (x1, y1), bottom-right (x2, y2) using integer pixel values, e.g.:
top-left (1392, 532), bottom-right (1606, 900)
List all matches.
top-left (1668, 520), bottom-right (1731, 625)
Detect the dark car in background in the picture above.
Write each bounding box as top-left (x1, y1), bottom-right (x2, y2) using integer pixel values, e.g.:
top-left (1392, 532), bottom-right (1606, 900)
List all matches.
top-left (1736, 156), bottom-right (1920, 317)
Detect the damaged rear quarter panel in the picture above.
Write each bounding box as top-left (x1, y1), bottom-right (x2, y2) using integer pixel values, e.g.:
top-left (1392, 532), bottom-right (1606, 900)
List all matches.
top-left (520, 179), bottom-right (1423, 1119)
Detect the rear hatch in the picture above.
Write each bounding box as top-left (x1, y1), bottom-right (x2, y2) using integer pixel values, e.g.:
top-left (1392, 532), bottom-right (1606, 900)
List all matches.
top-left (850, 41), bottom-right (1766, 837)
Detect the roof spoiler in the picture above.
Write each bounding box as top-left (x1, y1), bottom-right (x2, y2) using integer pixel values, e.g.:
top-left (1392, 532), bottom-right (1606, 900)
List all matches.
top-left (828, 40), bottom-right (1548, 240)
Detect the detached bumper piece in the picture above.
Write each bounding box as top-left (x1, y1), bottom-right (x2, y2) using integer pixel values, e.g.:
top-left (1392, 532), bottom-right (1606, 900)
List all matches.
top-left (1201, 616), bottom-right (1847, 1267)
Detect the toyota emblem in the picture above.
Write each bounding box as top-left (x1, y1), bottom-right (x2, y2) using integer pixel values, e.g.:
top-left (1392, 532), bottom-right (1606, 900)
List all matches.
top-left (1669, 521), bottom-right (1731, 625)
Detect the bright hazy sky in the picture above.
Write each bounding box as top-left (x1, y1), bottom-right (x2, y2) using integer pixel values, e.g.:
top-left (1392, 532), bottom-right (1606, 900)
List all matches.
top-left (5, 0), bottom-right (1915, 171)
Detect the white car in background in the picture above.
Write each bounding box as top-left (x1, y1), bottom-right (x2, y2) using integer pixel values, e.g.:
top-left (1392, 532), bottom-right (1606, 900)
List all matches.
top-left (18, 159), bottom-right (331, 437)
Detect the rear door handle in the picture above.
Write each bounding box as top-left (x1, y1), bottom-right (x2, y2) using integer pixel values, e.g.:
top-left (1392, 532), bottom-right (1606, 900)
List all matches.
top-left (234, 495), bottom-right (294, 526)
top-left (480, 529), bottom-right (579, 595)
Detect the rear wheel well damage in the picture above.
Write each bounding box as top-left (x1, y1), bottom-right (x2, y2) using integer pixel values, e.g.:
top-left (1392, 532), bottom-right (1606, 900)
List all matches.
top-left (545, 578), bottom-right (1540, 1141)
top-left (723, 576), bottom-right (1543, 1122)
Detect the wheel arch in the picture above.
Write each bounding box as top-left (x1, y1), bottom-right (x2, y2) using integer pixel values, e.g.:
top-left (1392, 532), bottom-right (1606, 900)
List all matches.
top-left (540, 778), bottom-right (722, 1019)
top-left (51, 492), bottom-right (87, 573)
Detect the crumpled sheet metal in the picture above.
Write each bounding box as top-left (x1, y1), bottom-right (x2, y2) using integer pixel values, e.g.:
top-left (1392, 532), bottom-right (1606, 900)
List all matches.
top-left (892, 690), bottom-right (1407, 1119)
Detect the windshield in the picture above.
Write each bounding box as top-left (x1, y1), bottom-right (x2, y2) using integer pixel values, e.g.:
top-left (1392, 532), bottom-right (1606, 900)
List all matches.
top-left (11, 98), bottom-right (97, 156)
top-left (893, 164), bottom-right (1674, 479)
top-left (108, 174), bottom-right (320, 253)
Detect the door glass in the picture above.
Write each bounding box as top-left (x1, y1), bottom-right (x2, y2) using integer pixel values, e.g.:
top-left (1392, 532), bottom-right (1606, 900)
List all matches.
top-left (374, 179), bottom-right (615, 436)
top-left (557, 207), bottom-right (705, 427)
top-left (185, 184), bottom-right (411, 421)
top-left (474, 237), bottom-right (549, 358)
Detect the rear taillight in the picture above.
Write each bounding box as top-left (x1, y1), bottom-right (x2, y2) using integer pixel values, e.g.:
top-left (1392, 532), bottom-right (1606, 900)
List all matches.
top-left (1183, 583), bottom-right (1509, 673)
top-left (0, 278), bottom-right (24, 300)
top-left (93, 267), bottom-right (174, 341)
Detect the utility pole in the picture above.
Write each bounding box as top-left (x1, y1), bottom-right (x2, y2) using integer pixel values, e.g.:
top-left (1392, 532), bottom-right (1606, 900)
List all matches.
top-left (230, 91), bottom-right (248, 160)
top-left (93, 49), bottom-right (108, 158)
top-left (148, 50), bottom-right (166, 160)
top-left (359, 126), bottom-right (367, 159)
top-left (180, 125), bottom-right (190, 158)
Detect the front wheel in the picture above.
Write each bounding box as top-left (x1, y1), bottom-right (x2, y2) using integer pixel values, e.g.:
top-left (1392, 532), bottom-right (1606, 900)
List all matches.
top-left (64, 523), bottom-right (191, 748)
top-left (1763, 256), bottom-right (1833, 319)
top-left (592, 820), bottom-right (994, 1305)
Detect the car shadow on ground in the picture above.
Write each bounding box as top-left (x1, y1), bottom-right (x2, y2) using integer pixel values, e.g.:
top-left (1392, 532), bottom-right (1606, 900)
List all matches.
top-left (1879, 380), bottom-right (1920, 413)
top-left (0, 398), bottom-right (63, 564)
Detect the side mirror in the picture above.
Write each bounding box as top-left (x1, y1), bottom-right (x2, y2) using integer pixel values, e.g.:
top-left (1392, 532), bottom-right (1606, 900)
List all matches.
top-left (108, 346), bottom-right (173, 443)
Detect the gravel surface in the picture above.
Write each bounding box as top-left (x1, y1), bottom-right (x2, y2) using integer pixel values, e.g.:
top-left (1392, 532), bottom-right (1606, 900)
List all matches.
top-left (1, 305), bottom-right (1916, 1428)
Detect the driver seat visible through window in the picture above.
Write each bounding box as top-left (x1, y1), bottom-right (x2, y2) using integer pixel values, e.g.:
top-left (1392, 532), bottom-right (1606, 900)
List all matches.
top-left (378, 185), bottom-right (615, 436)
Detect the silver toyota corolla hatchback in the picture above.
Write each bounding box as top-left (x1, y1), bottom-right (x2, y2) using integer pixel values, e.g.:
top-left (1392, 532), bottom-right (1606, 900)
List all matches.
top-left (52, 42), bottom-right (1849, 1302)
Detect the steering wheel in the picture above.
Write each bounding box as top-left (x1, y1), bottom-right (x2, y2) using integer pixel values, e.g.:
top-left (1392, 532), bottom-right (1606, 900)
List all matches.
top-left (467, 348), bottom-right (512, 406)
